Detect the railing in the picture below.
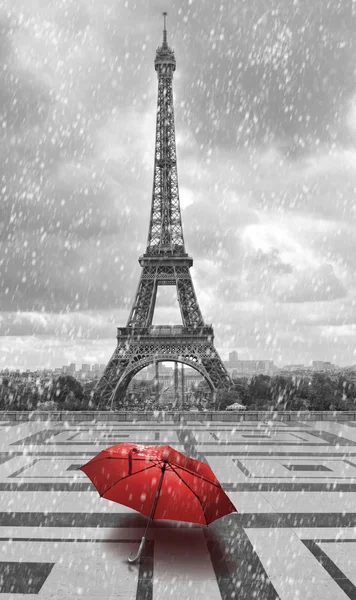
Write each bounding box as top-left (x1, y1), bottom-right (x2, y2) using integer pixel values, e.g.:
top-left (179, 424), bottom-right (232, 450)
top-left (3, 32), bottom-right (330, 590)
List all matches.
top-left (117, 325), bottom-right (213, 337)
top-left (1, 411), bottom-right (356, 422)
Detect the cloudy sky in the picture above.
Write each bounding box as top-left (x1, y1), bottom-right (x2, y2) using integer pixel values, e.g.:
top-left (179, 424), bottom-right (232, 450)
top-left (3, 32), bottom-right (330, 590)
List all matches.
top-left (0, 0), bottom-right (355, 370)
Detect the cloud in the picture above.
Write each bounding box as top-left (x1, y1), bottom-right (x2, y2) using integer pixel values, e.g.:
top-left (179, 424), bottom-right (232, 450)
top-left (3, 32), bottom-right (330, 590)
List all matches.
top-left (174, 0), bottom-right (355, 153)
top-left (273, 264), bottom-right (347, 303)
top-left (0, 335), bottom-right (115, 370)
top-left (0, 310), bottom-right (126, 338)
top-left (217, 254), bottom-right (347, 305)
top-left (251, 148), bottom-right (356, 222)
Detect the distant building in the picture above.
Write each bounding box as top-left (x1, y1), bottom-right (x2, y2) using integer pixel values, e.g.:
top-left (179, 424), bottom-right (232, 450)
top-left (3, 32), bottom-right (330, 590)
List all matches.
top-left (312, 361), bottom-right (336, 371)
top-left (134, 370), bottom-right (146, 381)
top-left (227, 350), bottom-right (239, 367)
top-left (226, 360), bottom-right (277, 376)
top-left (147, 364), bottom-right (155, 378)
top-left (81, 364), bottom-right (91, 372)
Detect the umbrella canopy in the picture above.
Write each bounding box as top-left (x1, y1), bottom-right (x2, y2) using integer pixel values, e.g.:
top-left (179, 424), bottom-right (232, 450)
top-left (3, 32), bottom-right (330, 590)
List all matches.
top-left (80, 443), bottom-right (236, 525)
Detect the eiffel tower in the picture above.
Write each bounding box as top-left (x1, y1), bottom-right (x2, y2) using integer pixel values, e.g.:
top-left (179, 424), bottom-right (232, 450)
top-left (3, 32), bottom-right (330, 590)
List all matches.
top-left (96, 14), bottom-right (232, 407)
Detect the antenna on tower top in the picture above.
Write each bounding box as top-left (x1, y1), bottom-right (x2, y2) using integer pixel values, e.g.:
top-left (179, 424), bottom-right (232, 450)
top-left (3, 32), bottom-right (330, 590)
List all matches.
top-left (162, 12), bottom-right (168, 46)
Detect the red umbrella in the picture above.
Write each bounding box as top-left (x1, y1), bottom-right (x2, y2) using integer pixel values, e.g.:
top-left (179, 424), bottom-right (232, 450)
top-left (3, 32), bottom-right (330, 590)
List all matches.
top-left (80, 442), bottom-right (236, 562)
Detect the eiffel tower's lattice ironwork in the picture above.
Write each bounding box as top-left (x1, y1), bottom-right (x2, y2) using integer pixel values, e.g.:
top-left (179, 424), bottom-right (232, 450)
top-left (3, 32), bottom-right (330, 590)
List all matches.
top-left (96, 14), bottom-right (232, 407)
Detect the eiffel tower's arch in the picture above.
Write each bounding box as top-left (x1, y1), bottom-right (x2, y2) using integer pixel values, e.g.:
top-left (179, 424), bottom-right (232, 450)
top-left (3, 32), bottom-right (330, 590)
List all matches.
top-left (112, 357), bottom-right (214, 406)
top-left (95, 16), bottom-right (232, 408)
top-left (125, 358), bottom-right (214, 390)
top-left (97, 325), bottom-right (230, 407)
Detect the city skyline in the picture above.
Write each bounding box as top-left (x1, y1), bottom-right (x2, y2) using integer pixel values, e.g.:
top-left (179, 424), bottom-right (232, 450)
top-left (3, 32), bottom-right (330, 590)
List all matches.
top-left (1, 1), bottom-right (355, 369)
top-left (0, 355), bottom-right (351, 373)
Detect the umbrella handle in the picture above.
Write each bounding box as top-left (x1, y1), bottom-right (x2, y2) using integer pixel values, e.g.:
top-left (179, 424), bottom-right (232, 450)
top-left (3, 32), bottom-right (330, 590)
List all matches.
top-left (128, 536), bottom-right (146, 564)
top-left (127, 461), bottom-right (167, 564)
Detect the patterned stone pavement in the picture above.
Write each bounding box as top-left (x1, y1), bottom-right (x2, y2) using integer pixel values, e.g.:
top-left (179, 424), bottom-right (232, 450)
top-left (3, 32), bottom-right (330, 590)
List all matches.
top-left (1, 417), bottom-right (356, 599)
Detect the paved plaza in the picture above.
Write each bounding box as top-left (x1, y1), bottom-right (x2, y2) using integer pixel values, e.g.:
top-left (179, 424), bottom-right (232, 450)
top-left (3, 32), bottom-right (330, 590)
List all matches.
top-left (1, 417), bottom-right (356, 599)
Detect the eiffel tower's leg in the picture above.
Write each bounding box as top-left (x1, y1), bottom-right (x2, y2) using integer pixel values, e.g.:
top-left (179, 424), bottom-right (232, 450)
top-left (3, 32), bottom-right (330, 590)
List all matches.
top-left (174, 362), bottom-right (179, 407)
top-left (200, 352), bottom-right (232, 390)
top-left (94, 336), bottom-right (132, 406)
top-left (175, 266), bottom-right (204, 327)
top-left (127, 267), bottom-right (158, 328)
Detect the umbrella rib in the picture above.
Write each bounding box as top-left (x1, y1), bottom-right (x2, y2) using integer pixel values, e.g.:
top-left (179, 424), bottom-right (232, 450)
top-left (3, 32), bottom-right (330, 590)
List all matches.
top-left (171, 463), bottom-right (220, 488)
top-left (170, 465), bottom-right (208, 526)
top-left (84, 455), bottom-right (157, 466)
top-left (100, 463), bottom-right (159, 498)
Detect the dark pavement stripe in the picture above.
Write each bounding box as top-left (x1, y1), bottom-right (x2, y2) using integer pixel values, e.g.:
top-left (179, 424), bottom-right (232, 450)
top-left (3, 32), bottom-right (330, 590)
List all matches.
top-left (302, 540), bottom-right (356, 599)
top-left (4, 481), bottom-right (356, 492)
top-left (1, 512), bottom-right (356, 528)
top-left (189, 426), bottom-right (280, 600)
top-left (205, 515), bottom-right (280, 600)
top-left (0, 561), bottom-right (54, 594)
